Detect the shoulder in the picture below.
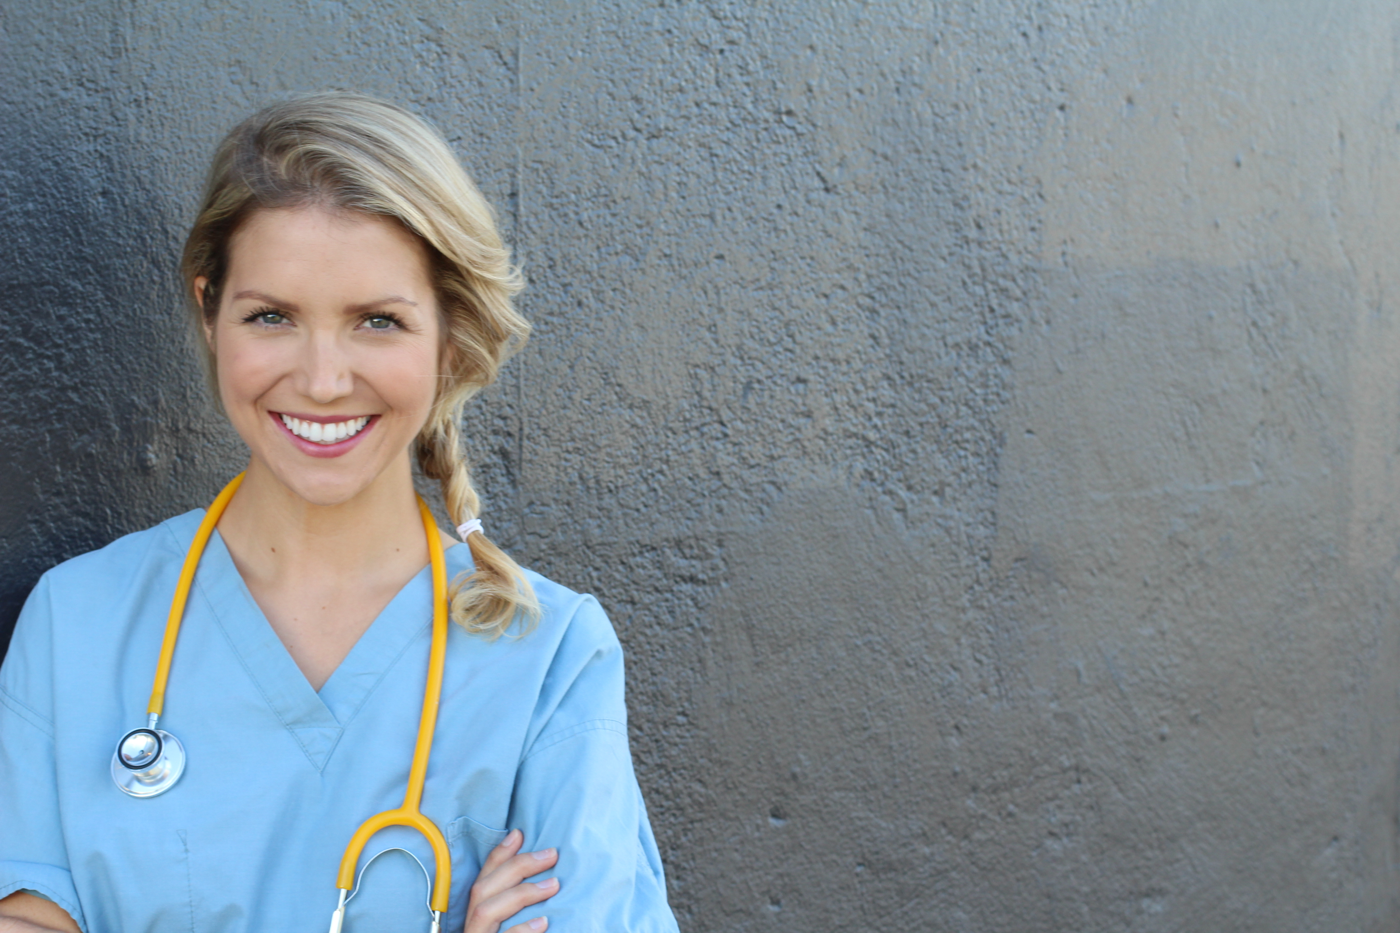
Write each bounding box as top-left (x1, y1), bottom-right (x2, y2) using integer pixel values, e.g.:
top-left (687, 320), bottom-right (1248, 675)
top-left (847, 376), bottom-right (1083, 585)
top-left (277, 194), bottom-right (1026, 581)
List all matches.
top-left (2, 509), bottom-right (204, 717)
top-left (524, 568), bottom-right (619, 655)
top-left (508, 567), bottom-right (629, 738)
top-left (38, 509), bottom-right (204, 599)
top-left (444, 541), bottom-right (617, 657)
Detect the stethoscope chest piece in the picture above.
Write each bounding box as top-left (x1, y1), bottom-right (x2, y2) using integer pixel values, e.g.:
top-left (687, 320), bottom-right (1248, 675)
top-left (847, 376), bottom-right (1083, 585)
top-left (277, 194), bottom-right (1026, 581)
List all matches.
top-left (112, 727), bottom-right (185, 798)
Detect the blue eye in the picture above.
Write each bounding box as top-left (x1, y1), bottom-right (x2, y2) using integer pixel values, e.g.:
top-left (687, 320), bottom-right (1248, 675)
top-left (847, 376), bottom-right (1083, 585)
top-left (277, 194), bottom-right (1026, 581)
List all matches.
top-left (241, 307), bottom-right (288, 326)
top-left (361, 313), bottom-right (409, 332)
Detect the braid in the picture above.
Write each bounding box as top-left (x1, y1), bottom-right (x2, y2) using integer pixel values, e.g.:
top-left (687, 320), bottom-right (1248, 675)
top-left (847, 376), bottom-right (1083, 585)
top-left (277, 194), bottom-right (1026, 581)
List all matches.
top-left (417, 402), bottom-right (538, 638)
top-left (420, 415), bottom-right (480, 522)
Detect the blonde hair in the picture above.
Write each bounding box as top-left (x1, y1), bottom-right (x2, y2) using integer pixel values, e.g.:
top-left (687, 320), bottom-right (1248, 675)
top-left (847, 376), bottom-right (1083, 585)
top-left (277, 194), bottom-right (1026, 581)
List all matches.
top-left (181, 92), bottom-right (538, 638)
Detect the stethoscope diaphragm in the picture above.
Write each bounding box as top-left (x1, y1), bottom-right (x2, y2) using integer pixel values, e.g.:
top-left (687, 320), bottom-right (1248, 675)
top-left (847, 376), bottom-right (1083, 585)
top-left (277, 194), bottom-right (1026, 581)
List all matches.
top-left (112, 727), bottom-right (186, 797)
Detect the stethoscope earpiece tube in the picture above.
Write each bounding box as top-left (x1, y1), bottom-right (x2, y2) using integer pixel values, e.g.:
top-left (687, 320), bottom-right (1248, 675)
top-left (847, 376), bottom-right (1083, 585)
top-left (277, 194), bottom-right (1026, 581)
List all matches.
top-left (148, 474), bottom-right (246, 719)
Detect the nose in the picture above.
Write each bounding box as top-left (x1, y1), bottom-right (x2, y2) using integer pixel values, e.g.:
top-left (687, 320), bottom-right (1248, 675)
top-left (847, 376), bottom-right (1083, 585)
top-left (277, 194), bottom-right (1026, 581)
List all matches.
top-left (296, 331), bottom-right (354, 403)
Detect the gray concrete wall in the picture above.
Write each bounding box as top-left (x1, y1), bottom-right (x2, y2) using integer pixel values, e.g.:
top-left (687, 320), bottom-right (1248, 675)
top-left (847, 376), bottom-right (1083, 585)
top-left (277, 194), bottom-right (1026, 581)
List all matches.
top-left (3, 1), bottom-right (1399, 930)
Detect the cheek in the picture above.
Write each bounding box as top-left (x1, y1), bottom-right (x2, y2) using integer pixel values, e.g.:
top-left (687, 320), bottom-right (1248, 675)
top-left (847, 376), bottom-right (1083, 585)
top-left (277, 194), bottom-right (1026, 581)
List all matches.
top-left (215, 334), bottom-right (282, 408)
top-left (377, 346), bottom-right (443, 415)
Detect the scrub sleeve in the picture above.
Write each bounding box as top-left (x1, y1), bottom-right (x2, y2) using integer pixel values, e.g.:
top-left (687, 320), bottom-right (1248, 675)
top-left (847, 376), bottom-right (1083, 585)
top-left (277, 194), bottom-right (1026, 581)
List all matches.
top-left (0, 575), bottom-right (87, 930)
top-left (503, 593), bottom-right (677, 932)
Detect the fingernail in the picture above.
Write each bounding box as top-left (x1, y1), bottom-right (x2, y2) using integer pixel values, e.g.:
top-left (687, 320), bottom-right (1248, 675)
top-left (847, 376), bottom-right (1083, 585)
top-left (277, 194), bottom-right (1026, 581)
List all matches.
top-left (528, 919), bottom-right (547, 931)
top-left (536, 878), bottom-right (558, 890)
top-left (532, 847), bottom-right (557, 860)
top-left (502, 829), bottom-right (520, 847)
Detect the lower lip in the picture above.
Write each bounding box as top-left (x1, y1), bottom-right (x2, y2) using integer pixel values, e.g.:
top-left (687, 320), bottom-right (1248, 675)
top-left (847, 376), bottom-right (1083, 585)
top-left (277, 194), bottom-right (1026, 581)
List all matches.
top-left (271, 413), bottom-right (378, 459)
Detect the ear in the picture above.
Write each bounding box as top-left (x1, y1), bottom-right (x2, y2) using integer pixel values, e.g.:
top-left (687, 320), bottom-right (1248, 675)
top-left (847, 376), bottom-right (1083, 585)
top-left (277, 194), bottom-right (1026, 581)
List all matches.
top-left (440, 338), bottom-right (458, 372)
top-left (438, 318), bottom-right (460, 376)
top-left (193, 276), bottom-right (215, 351)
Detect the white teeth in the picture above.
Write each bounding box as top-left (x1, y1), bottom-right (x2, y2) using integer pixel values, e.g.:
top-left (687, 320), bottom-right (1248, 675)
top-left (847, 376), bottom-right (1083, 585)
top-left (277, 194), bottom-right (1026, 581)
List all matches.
top-left (278, 414), bottom-right (371, 445)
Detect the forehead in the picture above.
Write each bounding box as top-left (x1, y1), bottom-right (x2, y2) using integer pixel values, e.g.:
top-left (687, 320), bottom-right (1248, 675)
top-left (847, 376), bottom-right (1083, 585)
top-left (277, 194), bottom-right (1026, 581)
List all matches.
top-left (225, 207), bottom-right (435, 303)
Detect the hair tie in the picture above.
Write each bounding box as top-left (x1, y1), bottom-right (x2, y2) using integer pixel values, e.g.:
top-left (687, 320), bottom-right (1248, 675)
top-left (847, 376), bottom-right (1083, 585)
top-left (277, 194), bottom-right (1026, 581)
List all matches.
top-left (456, 518), bottom-right (483, 542)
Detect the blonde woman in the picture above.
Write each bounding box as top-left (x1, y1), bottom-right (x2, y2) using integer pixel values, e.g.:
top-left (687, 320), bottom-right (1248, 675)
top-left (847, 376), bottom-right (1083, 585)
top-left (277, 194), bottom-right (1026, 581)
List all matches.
top-left (0, 94), bottom-right (678, 933)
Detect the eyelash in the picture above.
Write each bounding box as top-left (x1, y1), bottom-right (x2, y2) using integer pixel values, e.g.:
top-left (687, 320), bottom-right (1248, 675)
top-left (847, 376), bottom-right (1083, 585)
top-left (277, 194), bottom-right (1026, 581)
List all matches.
top-left (238, 307), bottom-right (410, 332)
top-left (362, 312), bottom-right (408, 331)
top-left (241, 306), bottom-right (288, 326)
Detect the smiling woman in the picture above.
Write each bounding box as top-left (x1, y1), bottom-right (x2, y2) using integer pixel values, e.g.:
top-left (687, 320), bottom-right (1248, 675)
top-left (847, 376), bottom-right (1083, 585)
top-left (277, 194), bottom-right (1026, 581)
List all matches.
top-left (0, 94), bottom-right (679, 933)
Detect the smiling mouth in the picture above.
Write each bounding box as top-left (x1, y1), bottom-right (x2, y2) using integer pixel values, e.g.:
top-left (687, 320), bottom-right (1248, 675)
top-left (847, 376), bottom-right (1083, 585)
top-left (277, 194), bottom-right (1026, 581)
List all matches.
top-left (278, 414), bottom-right (372, 445)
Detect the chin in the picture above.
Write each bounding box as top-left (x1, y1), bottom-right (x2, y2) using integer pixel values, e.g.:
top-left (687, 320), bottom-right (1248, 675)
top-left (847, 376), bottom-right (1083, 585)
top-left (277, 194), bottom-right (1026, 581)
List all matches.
top-left (290, 483), bottom-right (364, 509)
top-left (266, 461), bottom-right (381, 508)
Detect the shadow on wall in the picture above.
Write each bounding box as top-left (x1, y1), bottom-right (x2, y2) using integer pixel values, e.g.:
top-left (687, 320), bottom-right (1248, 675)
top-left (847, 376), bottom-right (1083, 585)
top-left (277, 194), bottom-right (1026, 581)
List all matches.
top-left (0, 117), bottom-right (241, 655)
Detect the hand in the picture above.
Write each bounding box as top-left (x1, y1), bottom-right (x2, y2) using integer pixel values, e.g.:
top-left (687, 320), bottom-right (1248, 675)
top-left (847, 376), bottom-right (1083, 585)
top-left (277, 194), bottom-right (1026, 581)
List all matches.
top-left (463, 829), bottom-right (559, 933)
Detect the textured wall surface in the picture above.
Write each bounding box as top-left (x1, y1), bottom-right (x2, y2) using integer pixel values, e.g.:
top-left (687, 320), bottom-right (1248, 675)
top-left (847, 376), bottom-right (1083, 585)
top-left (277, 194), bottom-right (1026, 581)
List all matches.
top-left (4, 2), bottom-right (1400, 930)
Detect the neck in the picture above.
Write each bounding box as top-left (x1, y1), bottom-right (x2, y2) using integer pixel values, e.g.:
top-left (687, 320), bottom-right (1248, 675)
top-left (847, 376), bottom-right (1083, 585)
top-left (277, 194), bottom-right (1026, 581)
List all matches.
top-left (216, 455), bottom-right (431, 586)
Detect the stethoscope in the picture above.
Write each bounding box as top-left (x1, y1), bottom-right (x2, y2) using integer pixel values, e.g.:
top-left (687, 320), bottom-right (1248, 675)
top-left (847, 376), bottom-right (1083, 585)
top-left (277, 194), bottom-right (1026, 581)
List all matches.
top-left (111, 473), bottom-right (454, 933)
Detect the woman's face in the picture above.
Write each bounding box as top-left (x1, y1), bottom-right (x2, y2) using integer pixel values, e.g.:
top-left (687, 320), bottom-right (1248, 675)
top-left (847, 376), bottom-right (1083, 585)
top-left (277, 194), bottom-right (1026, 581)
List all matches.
top-left (199, 206), bottom-right (444, 508)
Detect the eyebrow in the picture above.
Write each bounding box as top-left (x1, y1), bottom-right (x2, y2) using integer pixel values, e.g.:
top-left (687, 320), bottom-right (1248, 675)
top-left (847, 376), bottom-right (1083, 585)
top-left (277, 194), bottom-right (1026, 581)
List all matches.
top-left (231, 290), bottom-right (300, 310)
top-left (350, 295), bottom-right (419, 312)
top-left (230, 291), bottom-right (419, 313)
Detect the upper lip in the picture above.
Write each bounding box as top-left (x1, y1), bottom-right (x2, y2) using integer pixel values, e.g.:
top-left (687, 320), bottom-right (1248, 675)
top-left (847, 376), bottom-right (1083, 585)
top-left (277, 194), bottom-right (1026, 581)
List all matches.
top-left (274, 412), bottom-right (375, 424)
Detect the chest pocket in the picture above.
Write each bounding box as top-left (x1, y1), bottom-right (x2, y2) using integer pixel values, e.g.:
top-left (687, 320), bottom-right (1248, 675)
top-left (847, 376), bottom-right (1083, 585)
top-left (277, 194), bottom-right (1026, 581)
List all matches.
top-left (443, 816), bottom-right (509, 927)
top-left (449, 814), bottom-right (509, 862)
top-left (81, 815), bottom-right (197, 933)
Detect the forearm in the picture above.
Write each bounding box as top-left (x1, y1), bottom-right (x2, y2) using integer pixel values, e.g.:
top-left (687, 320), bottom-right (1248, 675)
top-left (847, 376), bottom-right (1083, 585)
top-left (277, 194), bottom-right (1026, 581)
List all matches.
top-left (0, 918), bottom-right (68, 933)
top-left (0, 893), bottom-right (80, 933)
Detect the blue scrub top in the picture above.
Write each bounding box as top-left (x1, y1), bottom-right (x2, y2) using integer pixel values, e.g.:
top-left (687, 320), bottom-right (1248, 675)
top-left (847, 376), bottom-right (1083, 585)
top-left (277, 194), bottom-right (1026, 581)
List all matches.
top-left (0, 509), bottom-right (679, 932)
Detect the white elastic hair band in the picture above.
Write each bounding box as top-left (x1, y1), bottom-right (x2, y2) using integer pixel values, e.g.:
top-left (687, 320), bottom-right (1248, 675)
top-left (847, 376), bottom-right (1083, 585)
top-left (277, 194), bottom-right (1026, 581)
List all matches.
top-left (456, 518), bottom-right (483, 542)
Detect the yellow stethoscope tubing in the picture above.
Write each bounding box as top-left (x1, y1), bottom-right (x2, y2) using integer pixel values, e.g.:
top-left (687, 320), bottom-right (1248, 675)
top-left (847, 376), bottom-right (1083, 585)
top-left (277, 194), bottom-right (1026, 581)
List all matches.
top-left (334, 495), bottom-right (452, 914)
top-left (146, 471), bottom-right (245, 719)
top-left (143, 473), bottom-right (453, 917)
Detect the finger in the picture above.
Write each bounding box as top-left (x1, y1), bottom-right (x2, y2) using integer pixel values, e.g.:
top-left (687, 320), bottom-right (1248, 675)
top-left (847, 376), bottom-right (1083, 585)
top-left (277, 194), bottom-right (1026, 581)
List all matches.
top-left (478, 829), bottom-right (524, 877)
top-left (503, 917), bottom-right (548, 933)
top-left (469, 877), bottom-right (560, 929)
top-left (472, 848), bottom-right (559, 901)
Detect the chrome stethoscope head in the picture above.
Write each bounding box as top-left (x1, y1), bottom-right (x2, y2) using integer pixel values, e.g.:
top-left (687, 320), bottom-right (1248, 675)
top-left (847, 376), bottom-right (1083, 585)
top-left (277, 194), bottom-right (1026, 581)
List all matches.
top-left (112, 716), bottom-right (186, 798)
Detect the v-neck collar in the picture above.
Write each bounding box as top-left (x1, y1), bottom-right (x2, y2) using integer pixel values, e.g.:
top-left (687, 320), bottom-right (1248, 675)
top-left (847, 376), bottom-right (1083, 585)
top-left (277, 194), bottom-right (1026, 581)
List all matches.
top-left (189, 524), bottom-right (468, 772)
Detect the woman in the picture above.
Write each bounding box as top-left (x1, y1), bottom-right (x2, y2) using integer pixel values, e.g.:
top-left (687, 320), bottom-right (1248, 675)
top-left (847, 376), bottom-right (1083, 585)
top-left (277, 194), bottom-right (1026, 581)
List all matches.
top-left (0, 94), bottom-right (678, 933)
